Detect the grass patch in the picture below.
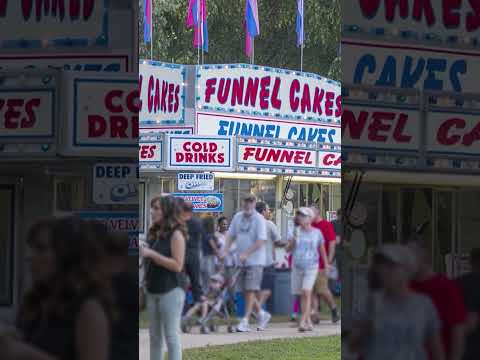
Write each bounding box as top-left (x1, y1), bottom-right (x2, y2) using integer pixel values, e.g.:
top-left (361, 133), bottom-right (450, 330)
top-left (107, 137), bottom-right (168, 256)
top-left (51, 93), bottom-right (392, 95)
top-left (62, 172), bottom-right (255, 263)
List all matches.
top-left (183, 336), bottom-right (340, 360)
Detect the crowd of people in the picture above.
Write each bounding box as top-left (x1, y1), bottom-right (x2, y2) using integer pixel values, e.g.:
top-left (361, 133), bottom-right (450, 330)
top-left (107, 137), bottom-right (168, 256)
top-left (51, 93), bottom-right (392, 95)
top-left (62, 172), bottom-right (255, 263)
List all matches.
top-left (139, 193), bottom-right (342, 360)
top-left (346, 241), bottom-right (480, 360)
top-left (0, 216), bottom-right (137, 360)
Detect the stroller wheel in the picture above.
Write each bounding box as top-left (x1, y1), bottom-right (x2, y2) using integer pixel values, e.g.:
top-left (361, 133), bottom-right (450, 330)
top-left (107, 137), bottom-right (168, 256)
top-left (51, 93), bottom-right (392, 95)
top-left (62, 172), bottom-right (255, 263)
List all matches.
top-left (312, 314), bottom-right (321, 325)
top-left (200, 325), bottom-right (210, 334)
top-left (209, 323), bottom-right (218, 333)
top-left (227, 325), bottom-right (235, 333)
top-left (181, 323), bottom-right (191, 333)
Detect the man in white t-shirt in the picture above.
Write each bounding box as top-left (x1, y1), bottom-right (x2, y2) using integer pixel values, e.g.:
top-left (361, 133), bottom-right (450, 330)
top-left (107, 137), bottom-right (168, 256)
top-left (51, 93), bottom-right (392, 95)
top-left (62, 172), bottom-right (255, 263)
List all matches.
top-left (221, 194), bottom-right (267, 332)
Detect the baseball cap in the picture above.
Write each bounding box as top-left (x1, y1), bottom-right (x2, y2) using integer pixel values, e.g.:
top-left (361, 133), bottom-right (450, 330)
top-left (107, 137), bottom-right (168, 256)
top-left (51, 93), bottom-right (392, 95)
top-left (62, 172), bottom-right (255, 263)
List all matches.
top-left (297, 207), bottom-right (314, 218)
top-left (375, 244), bottom-right (418, 275)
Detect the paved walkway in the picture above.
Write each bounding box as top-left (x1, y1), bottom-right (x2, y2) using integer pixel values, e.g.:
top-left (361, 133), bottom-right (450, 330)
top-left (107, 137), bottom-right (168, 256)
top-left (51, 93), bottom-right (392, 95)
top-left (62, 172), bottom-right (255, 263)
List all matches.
top-left (139, 322), bottom-right (340, 359)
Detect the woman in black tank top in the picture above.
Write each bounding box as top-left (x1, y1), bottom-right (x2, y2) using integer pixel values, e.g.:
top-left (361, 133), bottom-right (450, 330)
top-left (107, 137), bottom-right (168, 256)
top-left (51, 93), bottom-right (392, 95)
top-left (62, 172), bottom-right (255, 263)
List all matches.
top-left (1, 217), bottom-right (113, 360)
top-left (140, 195), bottom-right (187, 360)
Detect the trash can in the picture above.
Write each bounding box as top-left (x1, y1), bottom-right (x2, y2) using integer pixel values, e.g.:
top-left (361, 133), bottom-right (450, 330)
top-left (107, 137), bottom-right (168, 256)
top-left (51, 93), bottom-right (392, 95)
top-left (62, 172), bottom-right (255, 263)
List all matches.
top-left (270, 270), bottom-right (293, 315)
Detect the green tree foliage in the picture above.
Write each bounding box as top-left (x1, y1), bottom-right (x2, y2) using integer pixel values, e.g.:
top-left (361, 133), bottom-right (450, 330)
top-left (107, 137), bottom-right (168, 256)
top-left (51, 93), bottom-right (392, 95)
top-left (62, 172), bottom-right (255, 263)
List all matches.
top-left (139, 0), bottom-right (341, 80)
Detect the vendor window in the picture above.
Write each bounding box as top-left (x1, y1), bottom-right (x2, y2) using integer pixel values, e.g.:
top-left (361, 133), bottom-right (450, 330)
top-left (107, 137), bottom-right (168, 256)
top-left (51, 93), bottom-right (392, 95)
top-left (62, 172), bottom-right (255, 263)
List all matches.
top-left (0, 185), bottom-right (14, 306)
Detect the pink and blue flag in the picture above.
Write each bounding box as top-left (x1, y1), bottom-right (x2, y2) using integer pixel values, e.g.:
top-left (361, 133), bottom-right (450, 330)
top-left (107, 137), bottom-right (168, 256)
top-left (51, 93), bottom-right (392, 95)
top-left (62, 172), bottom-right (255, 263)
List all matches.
top-left (144, 0), bottom-right (152, 43)
top-left (245, 0), bottom-right (260, 57)
top-left (186, 0), bottom-right (209, 52)
top-left (296, 0), bottom-right (304, 47)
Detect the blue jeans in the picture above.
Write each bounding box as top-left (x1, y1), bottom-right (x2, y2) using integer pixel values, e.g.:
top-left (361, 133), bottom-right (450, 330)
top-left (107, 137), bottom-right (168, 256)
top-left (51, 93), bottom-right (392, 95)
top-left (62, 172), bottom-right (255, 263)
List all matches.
top-left (147, 287), bottom-right (185, 360)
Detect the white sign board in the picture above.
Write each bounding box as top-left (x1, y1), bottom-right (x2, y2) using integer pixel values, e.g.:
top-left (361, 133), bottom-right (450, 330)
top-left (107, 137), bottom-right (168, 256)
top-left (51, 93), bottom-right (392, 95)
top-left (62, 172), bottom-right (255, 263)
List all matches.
top-left (177, 173), bottom-right (215, 191)
top-left (427, 111), bottom-right (480, 155)
top-left (196, 64), bottom-right (341, 123)
top-left (166, 135), bottom-right (233, 171)
top-left (60, 73), bottom-right (138, 156)
top-left (342, 103), bottom-right (421, 151)
top-left (0, 54), bottom-right (129, 72)
top-left (0, 1), bottom-right (108, 48)
top-left (0, 88), bottom-right (55, 140)
top-left (139, 61), bottom-right (185, 125)
top-left (237, 143), bottom-right (318, 170)
top-left (93, 163), bottom-right (138, 205)
top-left (344, 1), bottom-right (480, 40)
top-left (196, 111), bottom-right (341, 144)
top-left (342, 39), bottom-right (480, 93)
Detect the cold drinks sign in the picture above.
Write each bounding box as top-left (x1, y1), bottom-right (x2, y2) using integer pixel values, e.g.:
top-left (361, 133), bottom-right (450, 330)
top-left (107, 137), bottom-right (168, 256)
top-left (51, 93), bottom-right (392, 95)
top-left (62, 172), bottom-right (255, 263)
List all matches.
top-left (61, 73), bottom-right (139, 156)
top-left (196, 64), bottom-right (341, 123)
top-left (139, 61), bottom-right (185, 126)
top-left (165, 135), bottom-right (233, 171)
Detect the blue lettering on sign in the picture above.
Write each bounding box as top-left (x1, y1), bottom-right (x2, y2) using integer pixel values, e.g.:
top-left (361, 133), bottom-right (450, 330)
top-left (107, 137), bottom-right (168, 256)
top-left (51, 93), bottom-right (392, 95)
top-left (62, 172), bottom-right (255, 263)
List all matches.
top-left (95, 165), bottom-right (133, 178)
top-left (353, 53), bottom-right (468, 92)
top-left (216, 120), bottom-right (336, 143)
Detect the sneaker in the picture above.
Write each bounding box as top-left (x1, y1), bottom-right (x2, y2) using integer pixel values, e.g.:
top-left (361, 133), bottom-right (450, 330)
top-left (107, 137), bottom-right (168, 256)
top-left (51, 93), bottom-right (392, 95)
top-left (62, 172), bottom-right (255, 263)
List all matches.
top-left (257, 310), bottom-right (272, 331)
top-left (331, 308), bottom-right (340, 323)
top-left (236, 318), bottom-right (251, 332)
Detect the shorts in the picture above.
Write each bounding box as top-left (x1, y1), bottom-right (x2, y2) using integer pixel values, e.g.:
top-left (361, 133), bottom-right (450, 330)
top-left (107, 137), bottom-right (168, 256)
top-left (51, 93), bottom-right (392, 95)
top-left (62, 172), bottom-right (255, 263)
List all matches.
top-left (291, 267), bottom-right (318, 295)
top-left (260, 266), bottom-right (275, 291)
top-left (313, 270), bottom-right (330, 295)
top-left (237, 266), bottom-right (264, 292)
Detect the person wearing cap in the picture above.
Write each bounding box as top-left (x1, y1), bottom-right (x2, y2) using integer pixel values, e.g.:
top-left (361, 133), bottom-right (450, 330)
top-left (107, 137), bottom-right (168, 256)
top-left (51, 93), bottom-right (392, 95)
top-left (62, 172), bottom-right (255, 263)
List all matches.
top-left (348, 244), bottom-right (445, 360)
top-left (220, 194), bottom-right (267, 332)
top-left (286, 207), bottom-right (329, 332)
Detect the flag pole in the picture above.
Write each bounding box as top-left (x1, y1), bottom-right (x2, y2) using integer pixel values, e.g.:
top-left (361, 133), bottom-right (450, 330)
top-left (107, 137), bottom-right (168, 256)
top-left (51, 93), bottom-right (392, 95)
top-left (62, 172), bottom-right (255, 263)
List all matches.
top-left (150, 0), bottom-right (153, 59)
top-left (197, 0), bottom-right (200, 65)
top-left (251, 40), bottom-right (254, 64)
top-left (300, 0), bottom-right (304, 72)
top-left (300, 44), bottom-right (303, 72)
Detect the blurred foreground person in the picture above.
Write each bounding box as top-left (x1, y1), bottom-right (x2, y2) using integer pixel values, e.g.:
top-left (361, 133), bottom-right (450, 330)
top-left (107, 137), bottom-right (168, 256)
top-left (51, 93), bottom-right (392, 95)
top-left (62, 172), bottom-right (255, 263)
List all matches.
top-left (456, 248), bottom-right (480, 360)
top-left (408, 239), bottom-right (467, 360)
top-left (348, 244), bottom-right (445, 360)
top-left (1, 217), bottom-right (112, 360)
top-left (99, 226), bottom-right (137, 360)
top-left (140, 196), bottom-right (187, 360)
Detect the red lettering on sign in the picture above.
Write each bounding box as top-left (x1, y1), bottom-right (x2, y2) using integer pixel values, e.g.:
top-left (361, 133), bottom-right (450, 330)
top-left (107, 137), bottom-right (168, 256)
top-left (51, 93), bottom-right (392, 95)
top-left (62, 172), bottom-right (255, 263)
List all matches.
top-left (242, 146), bottom-right (313, 165)
top-left (245, 77), bottom-right (259, 107)
top-left (175, 141), bottom-right (225, 165)
top-left (218, 78), bottom-right (231, 105)
top-left (271, 77), bottom-right (282, 110)
top-left (324, 91), bottom-right (335, 117)
top-left (436, 117), bottom-right (480, 147)
top-left (87, 89), bottom-right (139, 140)
top-left (205, 78), bottom-right (216, 103)
top-left (342, 109), bottom-right (413, 145)
top-left (145, 76), bottom-right (180, 114)
top-left (290, 79), bottom-right (300, 112)
top-left (0, 97), bottom-right (41, 129)
top-left (231, 77), bottom-right (244, 106)
top-left (139, 144), bottom-right (157, 159)
top-left (301, 84), bottom-right (311, 114)
top-left (259, 76), bottom-right (271, 110)
top-left (322, 153), bottom-right (341, 167)
top-left (21, 0), bottom-right (95, 21)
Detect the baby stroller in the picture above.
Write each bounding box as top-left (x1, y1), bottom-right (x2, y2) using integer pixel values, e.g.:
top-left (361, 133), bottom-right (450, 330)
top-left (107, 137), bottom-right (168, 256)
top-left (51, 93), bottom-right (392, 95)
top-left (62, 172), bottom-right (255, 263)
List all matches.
top-left (181, 268), bottom-right (242, 334)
